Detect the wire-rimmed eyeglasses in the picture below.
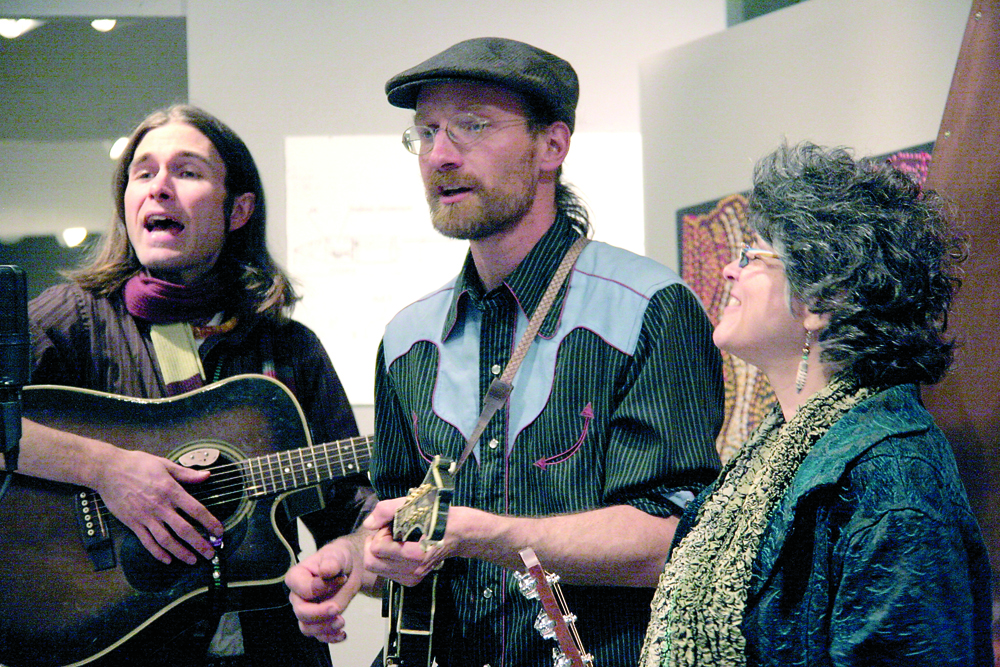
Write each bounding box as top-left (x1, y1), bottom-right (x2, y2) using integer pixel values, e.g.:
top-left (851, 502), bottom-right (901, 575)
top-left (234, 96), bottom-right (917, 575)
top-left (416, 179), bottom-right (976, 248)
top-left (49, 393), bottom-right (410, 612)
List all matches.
top-left (402, 113), bottom-right (527, 155)
top-left (738, 244), bottom-right (782, 268)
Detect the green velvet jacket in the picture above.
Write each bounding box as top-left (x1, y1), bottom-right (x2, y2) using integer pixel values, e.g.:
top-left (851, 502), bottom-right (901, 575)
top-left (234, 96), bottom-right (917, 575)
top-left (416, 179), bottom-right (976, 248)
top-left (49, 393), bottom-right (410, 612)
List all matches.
top-left (673, 384), bottom-right (993, 666)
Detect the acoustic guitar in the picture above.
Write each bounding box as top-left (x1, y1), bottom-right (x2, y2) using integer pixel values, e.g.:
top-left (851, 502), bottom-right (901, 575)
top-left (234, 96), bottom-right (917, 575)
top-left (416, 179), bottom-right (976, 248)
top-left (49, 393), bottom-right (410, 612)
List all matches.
top-left (0, 374), bottom-right (373, 667)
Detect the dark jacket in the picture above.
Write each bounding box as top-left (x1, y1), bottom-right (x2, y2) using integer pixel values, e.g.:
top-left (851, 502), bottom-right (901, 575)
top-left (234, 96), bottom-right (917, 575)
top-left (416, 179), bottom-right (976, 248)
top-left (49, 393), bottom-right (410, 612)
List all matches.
top-left (676, 384), bottom-right (993, 666)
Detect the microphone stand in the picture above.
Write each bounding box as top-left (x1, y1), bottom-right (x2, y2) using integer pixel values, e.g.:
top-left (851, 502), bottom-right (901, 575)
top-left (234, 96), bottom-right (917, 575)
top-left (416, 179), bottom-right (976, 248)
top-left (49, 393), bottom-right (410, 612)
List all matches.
top-left (0, 384), bottom-right (21, 503)
top-left (0, 264), bottom-right (27, 503)
top-left (1, 380), bottom-right (21, 463)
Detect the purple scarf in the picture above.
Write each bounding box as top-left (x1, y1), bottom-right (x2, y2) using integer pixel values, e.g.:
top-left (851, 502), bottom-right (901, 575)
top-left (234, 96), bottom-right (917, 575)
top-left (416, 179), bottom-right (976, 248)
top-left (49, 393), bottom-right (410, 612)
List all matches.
top-left (123, 272), bottom-right (228, 324)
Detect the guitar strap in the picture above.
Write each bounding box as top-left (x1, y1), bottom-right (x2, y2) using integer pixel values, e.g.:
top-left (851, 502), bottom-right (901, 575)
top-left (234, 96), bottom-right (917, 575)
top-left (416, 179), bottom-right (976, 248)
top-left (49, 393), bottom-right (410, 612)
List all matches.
top-left (455, 236), bottom-right (590, 472)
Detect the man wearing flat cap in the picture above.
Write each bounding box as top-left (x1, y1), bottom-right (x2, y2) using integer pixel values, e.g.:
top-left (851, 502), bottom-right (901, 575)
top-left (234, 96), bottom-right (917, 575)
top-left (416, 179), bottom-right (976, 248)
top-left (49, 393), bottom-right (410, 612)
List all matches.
top-left (286, 37), bottom-right (724, 667)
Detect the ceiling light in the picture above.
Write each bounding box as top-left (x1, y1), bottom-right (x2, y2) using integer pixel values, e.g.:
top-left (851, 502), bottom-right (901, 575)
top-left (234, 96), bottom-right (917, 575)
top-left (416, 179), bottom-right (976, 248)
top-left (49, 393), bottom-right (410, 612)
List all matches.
top-left (61, 228), bottom-right (88, 248)
top-left (91, 19), bottom-right (116, 33)
top-left (109, 136), bottom-right (129, 160)
top-left (0, 19), bottom-right (43, 39)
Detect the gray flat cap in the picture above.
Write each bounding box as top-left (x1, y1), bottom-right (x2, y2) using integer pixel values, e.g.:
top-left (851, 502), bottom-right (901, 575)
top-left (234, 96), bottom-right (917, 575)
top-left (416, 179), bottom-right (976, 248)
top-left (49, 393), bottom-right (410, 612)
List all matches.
top-left (385, 37), bottom-right (579, 132)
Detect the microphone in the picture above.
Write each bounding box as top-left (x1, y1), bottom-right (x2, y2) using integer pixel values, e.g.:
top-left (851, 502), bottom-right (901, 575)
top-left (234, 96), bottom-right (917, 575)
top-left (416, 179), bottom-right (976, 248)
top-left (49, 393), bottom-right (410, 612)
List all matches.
top-left (0, 265), bottom-right (29, 471)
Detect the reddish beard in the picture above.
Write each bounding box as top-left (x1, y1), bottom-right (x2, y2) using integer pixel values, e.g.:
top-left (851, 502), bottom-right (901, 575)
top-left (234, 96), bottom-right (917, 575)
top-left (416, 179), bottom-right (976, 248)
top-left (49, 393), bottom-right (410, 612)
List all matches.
top-left (425, 157), bottom-right (538, 241)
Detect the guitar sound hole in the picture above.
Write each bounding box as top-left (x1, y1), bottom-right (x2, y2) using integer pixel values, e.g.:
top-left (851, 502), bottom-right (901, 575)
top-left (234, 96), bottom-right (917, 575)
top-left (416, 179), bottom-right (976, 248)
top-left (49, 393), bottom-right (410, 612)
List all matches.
top-left (195, 457), bottom-right (245, 527)
top-left (120, 443), bottom-right (252, 593)
top-left (174, 441), bottom-right (252, 532)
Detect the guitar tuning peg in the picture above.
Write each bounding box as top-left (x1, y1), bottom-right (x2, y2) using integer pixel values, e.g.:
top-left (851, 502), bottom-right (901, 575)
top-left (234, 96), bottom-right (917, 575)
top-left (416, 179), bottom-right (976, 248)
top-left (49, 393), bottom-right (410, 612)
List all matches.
top-left (533, 609), bottom-right (556, 639)
top-left (514, 571), bottom-right (539, 599)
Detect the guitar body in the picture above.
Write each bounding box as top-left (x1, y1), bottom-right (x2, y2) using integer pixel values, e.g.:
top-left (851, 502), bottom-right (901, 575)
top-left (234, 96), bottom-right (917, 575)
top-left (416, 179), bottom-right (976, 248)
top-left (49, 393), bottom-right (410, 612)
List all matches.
top-left (0, 375), bottom-right (367, 667)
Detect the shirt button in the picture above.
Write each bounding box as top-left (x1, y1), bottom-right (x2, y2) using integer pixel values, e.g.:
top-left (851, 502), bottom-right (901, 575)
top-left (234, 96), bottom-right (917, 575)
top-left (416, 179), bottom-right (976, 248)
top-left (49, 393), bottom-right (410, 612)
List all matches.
top-left (488, 438), bottom-right (499, 450)
top-left (482, 588), bottom-right (493, 599)
top-left (491, 364), bottom-right (501, 375)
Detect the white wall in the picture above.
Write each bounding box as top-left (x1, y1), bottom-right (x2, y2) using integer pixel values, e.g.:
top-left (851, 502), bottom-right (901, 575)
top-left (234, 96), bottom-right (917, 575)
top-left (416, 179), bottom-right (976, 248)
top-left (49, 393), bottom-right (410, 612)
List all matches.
top-left (640, 0), bottom-right (971, 270)
top-left (183, 0), bottom-right (726, 263)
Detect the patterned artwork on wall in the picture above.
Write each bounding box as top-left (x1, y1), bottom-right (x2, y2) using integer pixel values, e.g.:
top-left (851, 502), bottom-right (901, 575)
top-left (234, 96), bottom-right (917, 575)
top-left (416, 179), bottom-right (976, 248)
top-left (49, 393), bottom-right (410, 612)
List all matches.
top-left (677, 142), bottom-right (934, 463)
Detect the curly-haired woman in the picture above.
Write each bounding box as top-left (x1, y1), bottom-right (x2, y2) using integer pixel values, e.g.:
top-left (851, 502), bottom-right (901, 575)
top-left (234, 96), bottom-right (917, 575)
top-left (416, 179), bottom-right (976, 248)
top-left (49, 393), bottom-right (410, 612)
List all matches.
top-left (640, 142), bottom-right (993, 666)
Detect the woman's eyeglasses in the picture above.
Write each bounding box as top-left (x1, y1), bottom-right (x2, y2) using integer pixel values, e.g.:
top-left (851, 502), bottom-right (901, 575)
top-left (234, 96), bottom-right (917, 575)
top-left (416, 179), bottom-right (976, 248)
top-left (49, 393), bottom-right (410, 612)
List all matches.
top-left (738, 245), bottom-right (782, 268)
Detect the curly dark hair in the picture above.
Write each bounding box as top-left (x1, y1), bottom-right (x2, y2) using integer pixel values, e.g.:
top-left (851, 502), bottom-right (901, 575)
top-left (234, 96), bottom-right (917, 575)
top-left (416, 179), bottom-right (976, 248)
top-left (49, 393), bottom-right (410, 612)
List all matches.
top-left (67, 104), bottom-right (298, 321)
top-left (748, 142), bottom-right (966, 387)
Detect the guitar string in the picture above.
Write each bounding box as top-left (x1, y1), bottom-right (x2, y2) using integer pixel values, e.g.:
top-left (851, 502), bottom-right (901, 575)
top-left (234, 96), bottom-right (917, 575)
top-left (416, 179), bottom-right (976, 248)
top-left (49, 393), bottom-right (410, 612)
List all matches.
top-left (186, 436), bottom-right (375, 504)
top-left (83, 453), bottom-right (375, 515)
top-left (553, 581), bottom-right (588, 657)
top-left (84, 436), bottom-right (374, 515)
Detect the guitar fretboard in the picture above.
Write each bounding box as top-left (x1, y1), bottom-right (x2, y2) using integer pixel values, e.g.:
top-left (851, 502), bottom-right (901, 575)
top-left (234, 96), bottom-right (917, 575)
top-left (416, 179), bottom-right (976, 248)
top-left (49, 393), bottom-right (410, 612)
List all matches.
top-left (241, 435), bottom-right (374, 497)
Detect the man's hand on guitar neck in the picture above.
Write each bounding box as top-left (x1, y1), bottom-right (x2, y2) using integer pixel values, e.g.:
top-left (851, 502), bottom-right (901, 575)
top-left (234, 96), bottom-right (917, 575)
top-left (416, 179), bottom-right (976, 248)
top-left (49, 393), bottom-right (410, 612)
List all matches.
top-left (363, 496), bottom-right (451, 585)
top-left (17, 418), bottom-right (224, 565)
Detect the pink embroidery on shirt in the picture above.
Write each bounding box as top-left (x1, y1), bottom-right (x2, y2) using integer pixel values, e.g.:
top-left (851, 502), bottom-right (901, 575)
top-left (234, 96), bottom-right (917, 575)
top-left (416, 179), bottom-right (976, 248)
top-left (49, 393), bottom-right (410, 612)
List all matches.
top-left (534, 402), bottom-right (593, 470)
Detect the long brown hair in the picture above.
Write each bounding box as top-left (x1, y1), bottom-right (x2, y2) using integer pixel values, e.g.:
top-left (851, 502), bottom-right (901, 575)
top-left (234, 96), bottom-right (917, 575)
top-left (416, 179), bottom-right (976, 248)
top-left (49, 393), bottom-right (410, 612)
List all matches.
top-left (68, 104), bottom-right (297, 321)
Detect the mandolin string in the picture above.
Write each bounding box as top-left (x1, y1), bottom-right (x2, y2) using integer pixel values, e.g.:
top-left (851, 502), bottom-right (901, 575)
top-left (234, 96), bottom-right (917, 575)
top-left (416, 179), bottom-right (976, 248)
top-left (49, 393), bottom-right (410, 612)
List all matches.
top-left (86, 436), bottom-right (373, 514)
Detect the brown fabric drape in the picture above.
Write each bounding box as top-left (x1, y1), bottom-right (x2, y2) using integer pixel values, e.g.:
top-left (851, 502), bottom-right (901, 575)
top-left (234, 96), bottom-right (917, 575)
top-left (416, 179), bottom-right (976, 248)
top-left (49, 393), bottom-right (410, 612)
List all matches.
top-left (922, 0), bottom-right (1000, 600)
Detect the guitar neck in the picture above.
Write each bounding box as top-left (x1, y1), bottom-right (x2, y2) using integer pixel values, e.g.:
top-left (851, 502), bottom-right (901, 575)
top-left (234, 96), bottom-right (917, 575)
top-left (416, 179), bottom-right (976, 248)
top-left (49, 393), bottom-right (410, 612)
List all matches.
top-left (517, 547), bottom-right (593, 667)
top-left (242, 434), bottom-right (374, 498)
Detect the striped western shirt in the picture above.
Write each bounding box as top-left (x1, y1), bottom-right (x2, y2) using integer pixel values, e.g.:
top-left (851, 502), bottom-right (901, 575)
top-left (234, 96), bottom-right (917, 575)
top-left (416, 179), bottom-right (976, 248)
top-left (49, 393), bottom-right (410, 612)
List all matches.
top-left (373, 213), bottom-right (724, 667)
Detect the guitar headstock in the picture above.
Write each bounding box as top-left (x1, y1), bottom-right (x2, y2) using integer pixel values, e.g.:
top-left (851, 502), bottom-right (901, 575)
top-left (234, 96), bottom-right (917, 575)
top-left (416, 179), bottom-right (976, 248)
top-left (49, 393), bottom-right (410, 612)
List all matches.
top-left (392, 455), bottom-right (456, 549)
top-left (515, 547), bottom-right (594, 667)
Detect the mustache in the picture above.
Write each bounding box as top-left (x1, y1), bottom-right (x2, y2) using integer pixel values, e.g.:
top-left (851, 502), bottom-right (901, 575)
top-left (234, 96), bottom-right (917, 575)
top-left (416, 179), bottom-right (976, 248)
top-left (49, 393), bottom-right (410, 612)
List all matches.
top-left (427, 173), bottom-right (480, 191)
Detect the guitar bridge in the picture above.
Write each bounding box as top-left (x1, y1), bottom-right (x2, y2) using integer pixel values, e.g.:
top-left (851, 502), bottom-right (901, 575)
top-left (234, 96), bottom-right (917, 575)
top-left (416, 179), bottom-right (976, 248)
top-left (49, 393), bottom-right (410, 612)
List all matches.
top-left (75, 489), bottom-right (115, 571)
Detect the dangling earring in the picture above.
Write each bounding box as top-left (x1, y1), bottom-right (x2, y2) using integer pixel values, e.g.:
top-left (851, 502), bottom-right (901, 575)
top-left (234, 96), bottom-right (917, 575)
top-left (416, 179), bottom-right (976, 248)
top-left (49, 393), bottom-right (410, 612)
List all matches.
top-left (795, 329), bottom-right (812, 393)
